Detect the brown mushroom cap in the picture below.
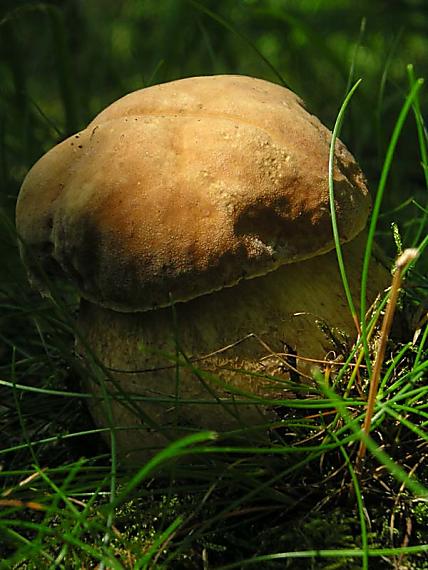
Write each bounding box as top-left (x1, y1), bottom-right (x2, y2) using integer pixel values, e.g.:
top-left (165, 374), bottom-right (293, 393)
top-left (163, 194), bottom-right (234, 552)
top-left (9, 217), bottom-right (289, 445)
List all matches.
top-left (16, 75), bottom-right (370, 312)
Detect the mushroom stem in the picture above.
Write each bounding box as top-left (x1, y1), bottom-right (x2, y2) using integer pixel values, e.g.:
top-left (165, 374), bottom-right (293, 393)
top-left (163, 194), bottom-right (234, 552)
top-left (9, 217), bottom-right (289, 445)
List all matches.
top-left (77, 232), bottom-right (389, 462)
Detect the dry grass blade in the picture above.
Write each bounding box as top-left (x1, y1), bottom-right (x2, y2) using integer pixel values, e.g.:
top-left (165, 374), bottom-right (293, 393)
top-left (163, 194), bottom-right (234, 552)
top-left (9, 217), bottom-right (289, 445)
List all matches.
top-left (356, 248), bottom-right (419, 470)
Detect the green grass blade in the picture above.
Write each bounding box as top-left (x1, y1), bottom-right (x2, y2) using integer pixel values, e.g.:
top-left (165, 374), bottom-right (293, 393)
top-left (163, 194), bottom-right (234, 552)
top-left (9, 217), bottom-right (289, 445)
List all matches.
top-left (328, 78), bottom-right (362, 332)
top-left (109, 432), bottom-right (217, 509)
top-left (360, 78), bottom-right (424, 328)
top-left (315, 371), bottom-right (428, 498)
top-left (333, 433), bottom-right (369, 570)
top-left (186, 0), bottom-right (288, 87)
top-left (216, 544), bottom-right (428, 569)
top-left (407, 64), bottom-right (428, 245)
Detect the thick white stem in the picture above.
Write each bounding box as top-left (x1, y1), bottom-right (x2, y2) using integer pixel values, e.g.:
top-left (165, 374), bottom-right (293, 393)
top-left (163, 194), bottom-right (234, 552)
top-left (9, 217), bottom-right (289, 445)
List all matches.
top-left (77, 232), bottom-right (389, 461)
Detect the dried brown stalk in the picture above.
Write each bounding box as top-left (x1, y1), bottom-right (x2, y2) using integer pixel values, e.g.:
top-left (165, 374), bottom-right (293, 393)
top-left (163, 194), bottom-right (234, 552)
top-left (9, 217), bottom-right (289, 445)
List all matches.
top-left (356, 248), bottom-right (419, 470)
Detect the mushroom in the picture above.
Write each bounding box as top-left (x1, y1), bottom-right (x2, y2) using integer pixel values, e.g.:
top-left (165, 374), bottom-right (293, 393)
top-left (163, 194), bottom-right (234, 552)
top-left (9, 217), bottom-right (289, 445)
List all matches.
top-left (16, 75), bottom-right (389, 461)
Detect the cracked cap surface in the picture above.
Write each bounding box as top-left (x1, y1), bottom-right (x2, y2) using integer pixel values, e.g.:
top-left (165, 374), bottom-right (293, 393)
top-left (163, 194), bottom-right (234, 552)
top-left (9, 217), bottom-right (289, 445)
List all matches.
top-left (16, 75), bottom-right (370, 312)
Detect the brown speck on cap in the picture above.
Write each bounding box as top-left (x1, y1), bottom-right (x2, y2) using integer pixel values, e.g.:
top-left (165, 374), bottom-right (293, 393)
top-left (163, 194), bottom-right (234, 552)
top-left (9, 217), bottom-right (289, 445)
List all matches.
top-left (16, 75), bottom-right (370, 312)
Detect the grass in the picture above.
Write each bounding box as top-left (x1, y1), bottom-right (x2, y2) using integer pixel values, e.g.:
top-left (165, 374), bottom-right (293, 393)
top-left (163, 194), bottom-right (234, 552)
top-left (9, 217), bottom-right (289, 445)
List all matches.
top-left (1, 0), bottom-right (428, 568)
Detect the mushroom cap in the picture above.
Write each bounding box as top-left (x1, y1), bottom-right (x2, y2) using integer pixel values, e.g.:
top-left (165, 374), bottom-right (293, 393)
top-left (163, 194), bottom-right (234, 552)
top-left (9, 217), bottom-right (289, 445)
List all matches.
top-left (16, 75), bottom-right (370, 312)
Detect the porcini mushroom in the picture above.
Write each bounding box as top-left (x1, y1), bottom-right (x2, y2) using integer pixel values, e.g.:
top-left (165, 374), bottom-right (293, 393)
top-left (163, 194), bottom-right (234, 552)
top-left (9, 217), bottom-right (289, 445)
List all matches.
top-left (16, 75), bottom-right (389, 460)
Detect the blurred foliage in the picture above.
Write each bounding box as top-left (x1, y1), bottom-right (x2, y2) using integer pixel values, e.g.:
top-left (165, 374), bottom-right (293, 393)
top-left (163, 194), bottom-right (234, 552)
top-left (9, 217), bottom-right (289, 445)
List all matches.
top-left (0, 0), bottom-right (427, 250)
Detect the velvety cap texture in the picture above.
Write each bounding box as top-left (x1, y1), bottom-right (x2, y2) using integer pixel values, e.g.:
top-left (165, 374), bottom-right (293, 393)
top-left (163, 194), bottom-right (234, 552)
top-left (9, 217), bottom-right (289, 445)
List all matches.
top-left (16, 75), bottom-right (370, 312)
